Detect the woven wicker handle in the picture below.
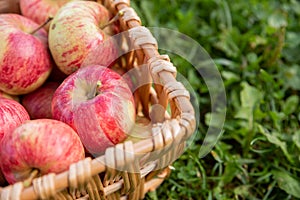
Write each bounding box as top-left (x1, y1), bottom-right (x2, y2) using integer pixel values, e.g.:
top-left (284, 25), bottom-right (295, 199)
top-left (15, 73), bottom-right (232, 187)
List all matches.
top-left (0, 0), bottom-right (20, 13)
top-left (0, 0), bottom-right (196, 199)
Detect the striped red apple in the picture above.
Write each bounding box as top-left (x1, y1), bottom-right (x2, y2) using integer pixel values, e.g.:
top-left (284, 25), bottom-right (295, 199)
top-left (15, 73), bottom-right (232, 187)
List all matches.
top-left (52, 65), bottom-right (135, 155)
top-left (0, 90), bottom-right (19, 102)
top-left (19, 0), bottom-right (73, 31)
top-left (0, 119), bottom-right (85, 184)
top-left (48, 1), bottom-right (118, 75)
top-left (21, 82), bottom-right (60, 119)
top-left (0, 97), bottom-right (30, 142)
top-left (0, 14), bottom-right (52, 95)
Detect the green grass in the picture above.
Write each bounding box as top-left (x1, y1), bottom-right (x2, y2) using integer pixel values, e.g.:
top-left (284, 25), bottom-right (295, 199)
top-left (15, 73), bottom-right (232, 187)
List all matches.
top-left (131, 0), bottom-right (300, 199)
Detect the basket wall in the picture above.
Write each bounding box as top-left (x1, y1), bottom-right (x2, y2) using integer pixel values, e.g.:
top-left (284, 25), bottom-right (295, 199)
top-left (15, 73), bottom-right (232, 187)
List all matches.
top-left (0, 0), bottom-right (196, 199)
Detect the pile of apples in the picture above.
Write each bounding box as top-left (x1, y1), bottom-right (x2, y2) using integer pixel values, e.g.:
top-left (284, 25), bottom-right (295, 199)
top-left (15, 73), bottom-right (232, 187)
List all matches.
top-left (0, 0), bottom-right (136, 185)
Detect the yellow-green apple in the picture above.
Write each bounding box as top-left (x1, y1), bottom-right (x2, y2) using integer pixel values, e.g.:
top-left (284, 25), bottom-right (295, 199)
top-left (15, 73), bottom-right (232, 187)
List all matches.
top-left (0, 90), bottom-right (19, 102)
top-left (52, 65), bottom-right (135, 155)
top-left (19, 0), bottom-right (73, 31)
top-left (21, 82), bottom-right (60, 119)
top-left (0, 119), bottom-right (85, 184)
top-left (0, 97), bottom-right (30, 142)
top-left (0, 14), bottom-right (52, 95)
top-left (49, 1), bottom-right (118, 75)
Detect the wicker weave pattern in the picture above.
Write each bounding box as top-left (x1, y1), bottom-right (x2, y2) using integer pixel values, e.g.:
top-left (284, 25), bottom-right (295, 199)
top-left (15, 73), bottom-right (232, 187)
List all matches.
top-left (0, 0), bottom-right (196, 199)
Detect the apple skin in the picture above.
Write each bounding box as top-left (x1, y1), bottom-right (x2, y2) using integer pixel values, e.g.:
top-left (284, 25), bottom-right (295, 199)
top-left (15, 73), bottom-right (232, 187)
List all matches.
top-left (0, 14), bottom-right (52, 95)
top-left (0, 97), bottom-right (30, 142)
top-left (0, 169), bottom-right (7, 186)
top-left (47, 62), bottom-right (68, 83)
top-left (0, 118), bottom-right (85, 184)
top-left (48, 1), bottom-right (118, 75)
top-left (0, 90), bottom-right (19, 102)
top-left (21, 82), bottom-right (60, 119)
top-left (19, 0), bottom-right (72, 31)
top-left (52, 65), bottom-right (135, 155)
top-left (0, 96), bottom-right (29, 185)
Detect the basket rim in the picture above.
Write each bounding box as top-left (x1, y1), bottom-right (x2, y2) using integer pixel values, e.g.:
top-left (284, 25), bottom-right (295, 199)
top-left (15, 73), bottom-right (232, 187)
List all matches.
top-left (0, 0), bottom-right (196, 199)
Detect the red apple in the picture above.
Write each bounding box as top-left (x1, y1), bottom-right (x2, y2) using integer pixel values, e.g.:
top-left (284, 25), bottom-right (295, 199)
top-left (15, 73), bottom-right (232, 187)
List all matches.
top-left (0, 118), bottom-right (85, 184)
top-left (0, 90), bottom-right (19, 102)
top-left (48, 1), bottom-right (118, 75)
top-left (0, 97), bottom-right (30, 141)
top-left (0, 14), bottom-right (52, 95)
top-left (47, 62), bottom-right (68, 83)
top-left (0, 169), bottom-right (7, 186)
top-left (0, 97), bottom-right (28, 185)
top-left (52, 65), bottom-right (135, 155)
top-left (19, 0), bottom-right (72, 31)
top-left (21, 82), bottom-right (60, 119)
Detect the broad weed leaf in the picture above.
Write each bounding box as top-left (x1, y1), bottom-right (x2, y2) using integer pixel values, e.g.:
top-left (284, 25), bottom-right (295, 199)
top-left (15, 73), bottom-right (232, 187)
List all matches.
top-left (272, 169), bottom-right (300, 198)
top-left (282, 95), bottom-right (299, 115)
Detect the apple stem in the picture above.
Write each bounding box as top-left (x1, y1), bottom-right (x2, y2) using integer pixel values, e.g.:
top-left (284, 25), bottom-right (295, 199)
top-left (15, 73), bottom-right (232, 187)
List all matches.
top-left (29, 16), bottom-right (53, 35)
top-left (23, 169), bottom-right (39, 187)
top-left (96, 80), bottom-right (102, 95)
top-left (100, 10), bottom-right (124, 29)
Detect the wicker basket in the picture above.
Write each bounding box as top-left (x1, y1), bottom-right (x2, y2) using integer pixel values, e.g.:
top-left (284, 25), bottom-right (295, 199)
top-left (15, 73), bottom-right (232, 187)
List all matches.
top-left (0, 0), bottom-right (196, 199)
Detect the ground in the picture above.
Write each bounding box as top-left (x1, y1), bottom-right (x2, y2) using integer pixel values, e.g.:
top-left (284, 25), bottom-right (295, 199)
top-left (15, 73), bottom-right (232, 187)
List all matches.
top-left (132, 0), bottom-right (300, 199)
